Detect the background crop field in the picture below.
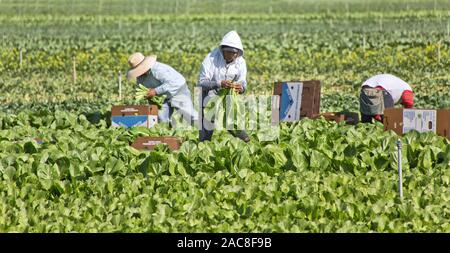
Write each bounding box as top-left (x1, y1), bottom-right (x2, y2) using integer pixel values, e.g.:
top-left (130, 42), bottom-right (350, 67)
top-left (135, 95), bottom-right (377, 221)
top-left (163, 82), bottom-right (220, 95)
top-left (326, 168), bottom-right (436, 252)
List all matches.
top-left (0, 0), bottom-right (449, 232)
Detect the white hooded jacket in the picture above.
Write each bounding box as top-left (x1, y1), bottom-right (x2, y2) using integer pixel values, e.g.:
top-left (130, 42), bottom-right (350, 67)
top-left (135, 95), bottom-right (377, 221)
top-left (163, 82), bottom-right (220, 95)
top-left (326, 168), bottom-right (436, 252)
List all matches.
top-left (197, 31), bottom-right (247, 93)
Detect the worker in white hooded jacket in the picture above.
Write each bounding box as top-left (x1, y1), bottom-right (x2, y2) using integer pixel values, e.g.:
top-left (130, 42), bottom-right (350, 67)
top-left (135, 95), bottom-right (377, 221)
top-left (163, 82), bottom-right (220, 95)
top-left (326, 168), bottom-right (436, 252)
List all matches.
top-left (197, 30), bottom-right (250, 142)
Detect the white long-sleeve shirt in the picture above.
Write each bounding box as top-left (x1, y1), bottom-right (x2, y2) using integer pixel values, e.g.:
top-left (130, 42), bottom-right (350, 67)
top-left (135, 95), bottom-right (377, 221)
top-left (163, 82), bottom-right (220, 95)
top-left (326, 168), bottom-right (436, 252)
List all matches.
top-left (362, 74), bottom-right (412, 104)
top-left (197, 48), bottom-right (247, 93)
top-left (137, 61), bottom-right (189, 98)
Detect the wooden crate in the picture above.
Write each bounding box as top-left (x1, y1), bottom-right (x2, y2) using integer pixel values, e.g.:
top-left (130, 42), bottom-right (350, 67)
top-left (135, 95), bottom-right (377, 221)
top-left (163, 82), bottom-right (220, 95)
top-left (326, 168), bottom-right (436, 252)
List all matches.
top-left (312, 112), bottom-right (359, 125)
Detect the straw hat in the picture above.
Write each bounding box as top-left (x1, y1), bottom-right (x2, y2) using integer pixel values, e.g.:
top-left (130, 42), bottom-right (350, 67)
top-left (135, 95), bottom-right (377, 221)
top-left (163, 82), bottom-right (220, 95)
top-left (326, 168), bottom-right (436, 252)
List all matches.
top-left (126, 52), bottom-right (157, 80)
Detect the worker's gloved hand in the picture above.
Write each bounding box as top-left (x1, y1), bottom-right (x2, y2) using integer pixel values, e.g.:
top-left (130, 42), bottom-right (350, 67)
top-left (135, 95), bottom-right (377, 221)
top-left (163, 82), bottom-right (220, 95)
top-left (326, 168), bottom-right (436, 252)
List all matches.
top-left (374, 114), bottom-right (382, 122)
top-left (401, 90), bottom-right (414, 108)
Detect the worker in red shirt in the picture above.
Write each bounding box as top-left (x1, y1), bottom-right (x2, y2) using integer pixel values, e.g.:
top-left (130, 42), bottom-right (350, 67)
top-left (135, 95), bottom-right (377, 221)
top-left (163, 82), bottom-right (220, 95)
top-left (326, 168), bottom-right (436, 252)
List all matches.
top-left (359, 74), bottom-right (414, 123)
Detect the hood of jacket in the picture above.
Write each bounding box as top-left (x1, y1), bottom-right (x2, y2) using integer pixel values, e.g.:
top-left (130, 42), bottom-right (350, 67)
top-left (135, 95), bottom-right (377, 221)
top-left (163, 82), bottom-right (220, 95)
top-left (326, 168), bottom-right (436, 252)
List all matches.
top-left (219, 30), bottom-right (244, 56)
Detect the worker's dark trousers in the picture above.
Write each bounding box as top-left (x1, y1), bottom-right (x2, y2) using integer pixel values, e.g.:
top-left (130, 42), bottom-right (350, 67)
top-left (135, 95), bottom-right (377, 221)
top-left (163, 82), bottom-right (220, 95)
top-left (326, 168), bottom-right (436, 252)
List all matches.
top-left (199, 128), bottom-right (250, 142)
top-left (199, 90), bottom-right (250, 142)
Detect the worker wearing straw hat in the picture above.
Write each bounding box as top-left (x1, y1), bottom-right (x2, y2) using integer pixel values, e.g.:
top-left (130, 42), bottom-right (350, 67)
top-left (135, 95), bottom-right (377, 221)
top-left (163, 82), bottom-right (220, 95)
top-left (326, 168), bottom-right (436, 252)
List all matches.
top-left (127, 52), bottom-right (198, 126)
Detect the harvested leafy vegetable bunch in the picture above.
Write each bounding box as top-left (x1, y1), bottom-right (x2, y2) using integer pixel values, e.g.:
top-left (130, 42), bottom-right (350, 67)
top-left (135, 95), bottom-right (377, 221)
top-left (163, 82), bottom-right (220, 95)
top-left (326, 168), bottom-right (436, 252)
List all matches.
top-left (135, 84), bottom-right (165, 108)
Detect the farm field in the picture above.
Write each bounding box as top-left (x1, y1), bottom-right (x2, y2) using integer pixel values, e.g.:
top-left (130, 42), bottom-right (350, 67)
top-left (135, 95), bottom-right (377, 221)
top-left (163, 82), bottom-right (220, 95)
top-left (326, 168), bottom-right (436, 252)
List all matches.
top-left (0, 0), bottom-right (449, 232)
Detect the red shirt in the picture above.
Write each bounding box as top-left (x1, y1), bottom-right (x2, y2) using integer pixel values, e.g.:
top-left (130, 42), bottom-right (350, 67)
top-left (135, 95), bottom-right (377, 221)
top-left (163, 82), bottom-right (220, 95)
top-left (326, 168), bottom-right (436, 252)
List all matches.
top-left (375, 86), bottom-right (414, 108)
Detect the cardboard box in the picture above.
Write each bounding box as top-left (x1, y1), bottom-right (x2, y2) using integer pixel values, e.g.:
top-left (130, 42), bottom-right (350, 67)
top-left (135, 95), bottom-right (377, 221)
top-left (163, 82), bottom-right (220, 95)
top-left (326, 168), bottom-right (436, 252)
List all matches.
top-left (437, 109), bottom-right (450, 140)
top-left (301, 81), bottom-right (321, 118)
top-left (383, 108), bottom-right (450, 139)
top-left (131, 136), bottom-right (182, 151)
top-left (271, 95), bottom-right (280, 125)
top-left (111, 105), bottom-right (158, 129)
top-left (312, 112), bottom-right (360, 125)
top-left (272, 80), bottom-right (321, 123)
